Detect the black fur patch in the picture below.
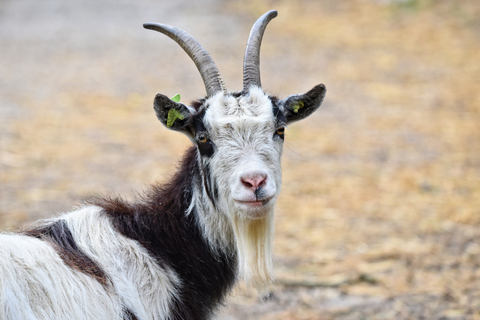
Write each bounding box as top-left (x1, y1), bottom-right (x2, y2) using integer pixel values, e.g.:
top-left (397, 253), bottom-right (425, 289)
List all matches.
top-left (88, 146), bottom-right (236, 320)
top-left (193, 107), bottom-right (207, 134)
top-left (230, 91), bottom-right (244, 98)
top-left (193, 108), bottom-right (216, 157)
top-left (123, 308), bottom-right (138, 320)
top-left (24, 220), bottom-right (109, 287)
top-left (202, 162), bottom-right (218, 205)
top-left (190, 99), bottom-right (205, 112)
top-left (255, 187), bottom-right (267, 200)
top-left (198, 140), bottom-right (215, 157)
top-left (213, 178), bottom-right (219, 201)
top-left (270, 96), bottom-right (286, 127)
top-left (269, 96), bottom-right (286, 140)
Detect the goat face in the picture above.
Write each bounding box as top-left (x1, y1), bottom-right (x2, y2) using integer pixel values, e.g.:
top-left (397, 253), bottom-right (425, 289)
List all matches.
top-left (153, 84), bottom-right (325, 220)
top-left (195, 87), bottom-right (282, 220)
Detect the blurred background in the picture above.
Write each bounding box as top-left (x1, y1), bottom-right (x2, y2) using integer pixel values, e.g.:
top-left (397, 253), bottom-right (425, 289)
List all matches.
top-left (1, 0), bottom-right (479, 318)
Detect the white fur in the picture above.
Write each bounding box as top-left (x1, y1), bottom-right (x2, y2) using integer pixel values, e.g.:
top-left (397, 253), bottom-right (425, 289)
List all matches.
top-left (0, 206), bottom-right (180, 320)
top-left (193, 87), bottom-right (282, 291)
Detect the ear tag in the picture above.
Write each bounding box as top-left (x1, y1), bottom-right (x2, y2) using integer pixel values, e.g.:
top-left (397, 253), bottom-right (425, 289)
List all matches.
top-left (166, 109), bottom-right (185, 127)
top-left (292, 101), bottom-right (304, 113)
top-left (171, 93), bottom-right (181, 103)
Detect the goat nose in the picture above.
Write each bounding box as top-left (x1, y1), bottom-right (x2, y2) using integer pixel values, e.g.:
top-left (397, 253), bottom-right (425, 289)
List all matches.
top-left (241, 174), bottom-right (267, 190)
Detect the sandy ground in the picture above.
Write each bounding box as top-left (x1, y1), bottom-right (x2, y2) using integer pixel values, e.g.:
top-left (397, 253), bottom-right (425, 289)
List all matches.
top-left (1, 0), bottom-right (480, 319)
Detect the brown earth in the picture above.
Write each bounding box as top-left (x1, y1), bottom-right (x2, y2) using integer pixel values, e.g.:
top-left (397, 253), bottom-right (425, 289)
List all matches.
top-left (1, 0), bottom-right (480, 319)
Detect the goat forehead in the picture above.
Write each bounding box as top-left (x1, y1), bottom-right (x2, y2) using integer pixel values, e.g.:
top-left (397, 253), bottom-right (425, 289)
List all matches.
top-left (203, 88), bottom-right (275, 131)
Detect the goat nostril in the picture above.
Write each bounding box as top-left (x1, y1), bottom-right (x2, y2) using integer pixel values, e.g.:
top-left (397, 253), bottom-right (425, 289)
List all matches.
top-left (241, 179), bottom-right (253, 188)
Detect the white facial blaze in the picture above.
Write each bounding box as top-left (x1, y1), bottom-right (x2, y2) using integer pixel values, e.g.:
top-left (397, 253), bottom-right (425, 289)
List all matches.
top-left (198, 87), bottom-right (283, 292)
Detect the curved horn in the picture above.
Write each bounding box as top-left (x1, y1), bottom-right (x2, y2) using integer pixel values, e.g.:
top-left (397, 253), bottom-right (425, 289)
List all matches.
top-left (144, 23), bottom-right (227, 97)
top-left (243, 10), bottom-right (278, 90)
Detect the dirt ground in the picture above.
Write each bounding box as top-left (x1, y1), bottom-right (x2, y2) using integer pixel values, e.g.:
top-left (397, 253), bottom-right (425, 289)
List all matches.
top-left (1, 0), bottom-right (480, 319)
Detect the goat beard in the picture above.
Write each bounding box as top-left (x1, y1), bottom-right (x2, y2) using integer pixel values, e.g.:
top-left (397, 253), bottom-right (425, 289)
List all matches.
top-left (232, 212), bottom-right (274, 294)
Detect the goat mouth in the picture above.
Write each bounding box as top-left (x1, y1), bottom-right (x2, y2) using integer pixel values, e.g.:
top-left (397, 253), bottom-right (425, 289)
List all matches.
top-left (236, 200), bottom-right (264, 207)
top-left (234, 197), bottom-right (273, 208)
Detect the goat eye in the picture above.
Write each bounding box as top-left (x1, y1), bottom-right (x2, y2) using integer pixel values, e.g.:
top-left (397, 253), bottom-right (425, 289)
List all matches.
top-left (276, 127), bottom-right (285, 136)
top-left (198, 135), bottom-right (208, 143)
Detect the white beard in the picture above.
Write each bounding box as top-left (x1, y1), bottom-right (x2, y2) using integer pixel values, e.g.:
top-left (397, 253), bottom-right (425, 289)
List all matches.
top-left (192, 169), bottom-right (277, 294)
top-left (231, 211), bottom-right (274, 294)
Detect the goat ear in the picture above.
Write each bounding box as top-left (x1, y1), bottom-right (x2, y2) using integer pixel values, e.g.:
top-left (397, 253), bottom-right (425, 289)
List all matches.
top-left (153, 93), bottom-right (193, 134)
top-left (280, 84), bottom-right (326, 124)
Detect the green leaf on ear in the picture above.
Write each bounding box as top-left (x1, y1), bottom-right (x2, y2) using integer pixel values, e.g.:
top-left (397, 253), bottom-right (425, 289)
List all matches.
top-left (166, 108), bottom-right (185, 127)
top-left (292, 101), bottom-right (304, 113)
top-left (171, 93), bottom-right (181, 103)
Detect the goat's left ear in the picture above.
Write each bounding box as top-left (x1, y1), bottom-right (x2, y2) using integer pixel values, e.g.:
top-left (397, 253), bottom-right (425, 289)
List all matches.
top-left (153, 93), bottom-right (194, 136)
top-left (280, 84), bottom-right (326, 124)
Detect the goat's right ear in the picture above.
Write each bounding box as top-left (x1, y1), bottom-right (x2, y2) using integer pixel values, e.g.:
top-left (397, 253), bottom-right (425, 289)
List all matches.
top-left (153, 93), bottom-right (193, 134)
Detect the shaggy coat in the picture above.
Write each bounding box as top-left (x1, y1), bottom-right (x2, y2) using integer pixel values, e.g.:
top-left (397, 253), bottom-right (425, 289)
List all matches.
top-left (0, 10), bottom-right (326, 320)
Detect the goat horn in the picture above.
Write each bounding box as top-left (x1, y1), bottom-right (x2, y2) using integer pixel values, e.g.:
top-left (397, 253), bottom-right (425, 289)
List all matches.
top-left (144, 23), bottom-right (227, 97)
top-left (243, 10), bottom-right (278, 90)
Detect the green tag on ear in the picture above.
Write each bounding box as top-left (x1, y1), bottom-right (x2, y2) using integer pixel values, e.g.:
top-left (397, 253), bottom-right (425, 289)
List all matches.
top-left (292, 101), bottom-right (304, 113)
top-left (166, 108), bottom-right (185, 127)
top-left (171, 93), bottom-right (181, 103)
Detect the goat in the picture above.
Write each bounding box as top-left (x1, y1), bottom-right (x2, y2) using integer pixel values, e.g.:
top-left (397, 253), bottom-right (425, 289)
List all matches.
top-left (0, 10), bottom-right (326, 320)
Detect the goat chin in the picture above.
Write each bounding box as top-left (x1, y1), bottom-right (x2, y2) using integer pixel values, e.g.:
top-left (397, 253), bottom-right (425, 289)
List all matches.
top-left (231, 211), bottom-right (274, 294)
